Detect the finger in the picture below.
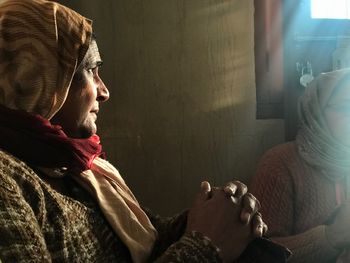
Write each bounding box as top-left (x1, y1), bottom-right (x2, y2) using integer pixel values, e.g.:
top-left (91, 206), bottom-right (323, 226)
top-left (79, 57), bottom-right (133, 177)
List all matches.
top-left (251, 212), bottom-right (264, 237)
top-left (201, 181), bottom-right (211, 194)
top-left (231, 180), bottom-right (248, 198)
top-left (223, 185), bottom-right (240, 204)
top-left (240, 193), bottom-right (260, 224)
top-left (224, 183), bottom-right (237, 196)
top-left (195, 181), bottom-right (211, 203)
top-left (262, 222), bottom-right (268, 235)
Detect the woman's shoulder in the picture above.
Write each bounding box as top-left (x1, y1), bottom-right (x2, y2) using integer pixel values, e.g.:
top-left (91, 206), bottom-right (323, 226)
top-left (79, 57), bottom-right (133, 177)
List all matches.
top-left (253, 141), bottom-right (312, 184)
top-left (251, 142), bottom-right (301, 204)
top-left (0, 149), bottom-right (44, 196)
top-left (255, 141), bottom-right (314, 185)
top-left (259, 141), bottom-right (299, 166)
top-left (0, 149), bottom-right (32, 169)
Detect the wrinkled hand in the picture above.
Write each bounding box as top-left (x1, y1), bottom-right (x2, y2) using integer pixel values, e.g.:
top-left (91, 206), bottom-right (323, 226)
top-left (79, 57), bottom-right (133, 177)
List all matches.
top-left (186, 181), bottom-right (266, 262)
top-left (222, 181), bottom-right (267, 237)
top-left (326, 202), bottom-right (350, 249)
top-left (202, 181), bottom-right (267, 237)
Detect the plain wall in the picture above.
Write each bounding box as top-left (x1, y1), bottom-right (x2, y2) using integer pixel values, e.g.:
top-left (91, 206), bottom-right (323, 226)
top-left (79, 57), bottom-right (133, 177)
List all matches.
top-left (61, 0), bottom-right (285, 216)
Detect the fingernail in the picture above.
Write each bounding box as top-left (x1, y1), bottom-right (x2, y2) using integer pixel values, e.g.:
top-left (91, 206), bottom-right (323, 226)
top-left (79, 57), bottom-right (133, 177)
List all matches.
top-left (201, 181), bottom-right (211, 192)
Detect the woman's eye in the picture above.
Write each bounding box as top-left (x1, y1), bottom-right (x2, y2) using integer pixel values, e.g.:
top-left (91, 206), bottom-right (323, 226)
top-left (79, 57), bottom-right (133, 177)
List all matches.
top-left (88, 64), bottom-right (99, 71)
top-left (87, 67), bottom-right (95, 74)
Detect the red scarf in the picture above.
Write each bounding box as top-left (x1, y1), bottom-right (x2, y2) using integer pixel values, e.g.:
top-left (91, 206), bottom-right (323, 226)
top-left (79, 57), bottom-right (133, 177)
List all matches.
top-left (0, 105), bottom-right (102, 172)
top-left (0, 105), bottom-right (158, 262)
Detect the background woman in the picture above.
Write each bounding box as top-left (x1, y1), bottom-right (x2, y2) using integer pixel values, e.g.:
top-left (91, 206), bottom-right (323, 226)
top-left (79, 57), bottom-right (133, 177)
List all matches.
top-left (251, 69), bottom-right (350, 262)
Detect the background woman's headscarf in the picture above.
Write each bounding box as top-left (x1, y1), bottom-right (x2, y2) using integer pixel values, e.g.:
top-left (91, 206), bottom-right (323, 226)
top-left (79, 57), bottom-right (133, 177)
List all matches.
top-left (0, 1), bottom-right (156, 262)
top-left (296, 68), bottom-right (350, 181)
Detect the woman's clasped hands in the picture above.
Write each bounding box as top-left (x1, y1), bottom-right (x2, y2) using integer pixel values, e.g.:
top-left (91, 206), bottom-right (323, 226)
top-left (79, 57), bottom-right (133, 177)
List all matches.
top-left (186, 180), bottom-right (267, 262)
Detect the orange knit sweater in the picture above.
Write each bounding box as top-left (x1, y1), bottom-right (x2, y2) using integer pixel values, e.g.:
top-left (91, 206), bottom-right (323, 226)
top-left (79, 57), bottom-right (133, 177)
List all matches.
top-left (251, 141), bottom-right (341, 263)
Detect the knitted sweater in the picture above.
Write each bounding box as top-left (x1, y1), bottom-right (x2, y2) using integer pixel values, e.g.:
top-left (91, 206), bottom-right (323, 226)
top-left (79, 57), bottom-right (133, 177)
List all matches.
top-left (251, 141), bottom-right (341, 263)
top-left (0, 149), bottom-right (221, 262)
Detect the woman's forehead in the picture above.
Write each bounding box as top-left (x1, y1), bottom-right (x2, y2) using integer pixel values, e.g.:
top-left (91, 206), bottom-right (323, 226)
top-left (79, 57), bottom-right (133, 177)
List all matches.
top-left (83, 40), bottom-right (102, 66)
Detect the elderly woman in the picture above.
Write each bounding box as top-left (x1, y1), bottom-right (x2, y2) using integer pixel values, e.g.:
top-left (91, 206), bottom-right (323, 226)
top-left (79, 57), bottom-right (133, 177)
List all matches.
top-left (251, 69), bottom-right (350, 262)
top-left (0, 0), bottom-right (291, 262)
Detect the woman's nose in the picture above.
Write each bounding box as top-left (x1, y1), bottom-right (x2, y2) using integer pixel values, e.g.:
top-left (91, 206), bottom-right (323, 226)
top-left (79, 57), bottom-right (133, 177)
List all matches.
top-left (97, 80), bottom-right (110, 102)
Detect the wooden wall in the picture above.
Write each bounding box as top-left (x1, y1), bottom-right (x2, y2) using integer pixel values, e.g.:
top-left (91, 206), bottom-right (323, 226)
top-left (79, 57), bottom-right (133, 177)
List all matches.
top-left (60, 0), bottom-right (284, 216)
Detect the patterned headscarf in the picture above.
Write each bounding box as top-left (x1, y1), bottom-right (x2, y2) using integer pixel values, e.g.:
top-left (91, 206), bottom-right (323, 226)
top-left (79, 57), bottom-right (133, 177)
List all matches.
top-left (0, 0), bottom-right (92, 118)
top-left (0, 1), bottom-right (157, 262)
top-left (296, 68), bottom-right (350, 180)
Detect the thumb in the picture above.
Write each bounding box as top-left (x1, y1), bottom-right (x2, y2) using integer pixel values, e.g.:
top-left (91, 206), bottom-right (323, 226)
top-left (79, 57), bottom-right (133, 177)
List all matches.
top-left (193, 181), bottom-right (211, 206)
top-left (201, 181), bottom-right (211, 194)
top-left (200, 181), bottom-right (212, 200)
top-left (192, 181), bottom-right (212, 206)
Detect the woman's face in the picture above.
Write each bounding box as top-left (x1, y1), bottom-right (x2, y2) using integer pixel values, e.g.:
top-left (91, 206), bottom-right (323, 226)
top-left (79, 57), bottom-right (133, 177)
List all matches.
top-left (324, 79), bottom-right (350, 146)
top-left (51, 40), bottom-right (110, 138)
